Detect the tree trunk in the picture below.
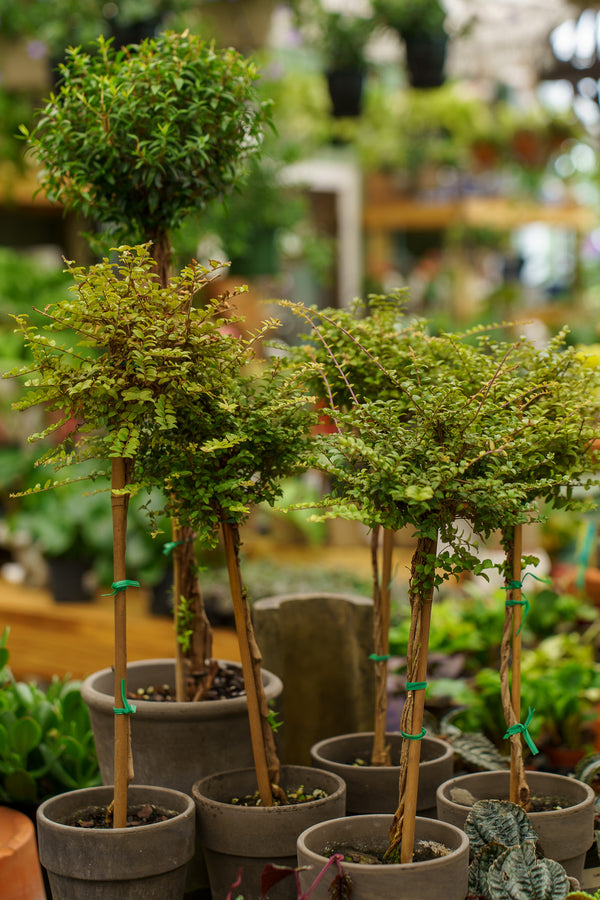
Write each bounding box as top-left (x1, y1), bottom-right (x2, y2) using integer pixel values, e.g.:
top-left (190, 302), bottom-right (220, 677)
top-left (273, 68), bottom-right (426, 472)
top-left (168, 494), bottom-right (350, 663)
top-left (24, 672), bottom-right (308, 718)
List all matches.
top-left (149, 229), bottom-right (214, 701)
top-left (371, 527), bottom-right (392, 766)
top-left (221, 520), bottom-right (279, 804)
top-left (387, 533), bottom-right (436, 863)
top-left (173, 522), bottom-right (215, 702)
top-left (111, 457), bottom-right (131, 828)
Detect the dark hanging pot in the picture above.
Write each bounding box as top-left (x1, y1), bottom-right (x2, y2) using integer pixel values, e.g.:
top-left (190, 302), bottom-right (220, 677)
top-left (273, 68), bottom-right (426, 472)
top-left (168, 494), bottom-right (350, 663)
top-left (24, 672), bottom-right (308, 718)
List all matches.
top-left (403, 30), bottom-right (448, 88)
top-left (47, 556), bottom-right (94, 603)
top-left (326, 68), bottom-right (366, 118)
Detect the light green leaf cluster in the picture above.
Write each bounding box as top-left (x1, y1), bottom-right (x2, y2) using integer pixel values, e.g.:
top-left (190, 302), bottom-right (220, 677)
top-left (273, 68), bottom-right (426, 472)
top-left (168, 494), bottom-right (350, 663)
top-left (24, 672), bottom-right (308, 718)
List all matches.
top-left (291, 298), bottom-right (600, 595)
top-left (9, 244), bottom-right (318, 552)
top-left (9, 244), bottom-right (252, 470)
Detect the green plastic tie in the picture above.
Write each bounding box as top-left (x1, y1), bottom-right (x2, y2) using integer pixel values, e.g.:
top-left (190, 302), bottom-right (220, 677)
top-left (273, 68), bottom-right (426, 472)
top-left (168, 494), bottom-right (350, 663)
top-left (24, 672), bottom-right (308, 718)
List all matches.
top-left (113, 678), bottom-right (136, 716)
top-left (103, 579), bottom-right (140, 596)
top-left (400, 727), bottom-right (427, 741)
top-left (505, 598), bottom-right (530, 635)
top-left (406, 681), bottom-right (427, 691)
top-left (502, 572), bottom-right (549, 634)
top-left (503, 707), bottom-right (538, 756)
top-left (369, 653), bottom-right (390, 662)
top-left (162, 540), bottom-right (183, 556)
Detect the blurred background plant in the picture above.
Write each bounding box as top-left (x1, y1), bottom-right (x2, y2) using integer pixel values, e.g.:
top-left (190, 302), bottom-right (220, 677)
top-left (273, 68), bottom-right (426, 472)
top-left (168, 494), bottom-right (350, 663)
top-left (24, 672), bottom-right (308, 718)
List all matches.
top-left (0, 627), bottom-right (100, 804)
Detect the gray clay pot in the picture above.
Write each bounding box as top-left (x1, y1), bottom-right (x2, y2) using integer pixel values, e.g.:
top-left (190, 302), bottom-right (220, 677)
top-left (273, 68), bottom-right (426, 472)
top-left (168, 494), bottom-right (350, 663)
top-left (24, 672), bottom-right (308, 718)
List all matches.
top-left (37, 784), bottom-right (195, 900)
top-left (297, 814), bottom-right (469, 900)
top-left (436, 769), bottom-right (595, 882)
top-left (192, 765), bottom-right (346, 900)
top-left (81, 657), bottom-right (282, 895)
top-left (310, 731), bottom-right (453, 816)
top-left (81, 658), bottom-right (283, 794)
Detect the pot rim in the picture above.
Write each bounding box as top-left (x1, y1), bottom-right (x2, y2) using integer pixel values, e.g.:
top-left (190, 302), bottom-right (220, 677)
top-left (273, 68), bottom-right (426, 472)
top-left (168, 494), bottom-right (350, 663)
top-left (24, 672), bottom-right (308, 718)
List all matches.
top-left (297, 813), bottom-right (469, 872)
top-left (37, 784), bottom-right (195, 835)
top-left (192, 764), bottom-right (346, 813)
top-left (310, 731), bottom-right (453, 771)
top-left (437, 769), bottom-right (595, 817)
top-left (81, 658), bottom-right (283, 718)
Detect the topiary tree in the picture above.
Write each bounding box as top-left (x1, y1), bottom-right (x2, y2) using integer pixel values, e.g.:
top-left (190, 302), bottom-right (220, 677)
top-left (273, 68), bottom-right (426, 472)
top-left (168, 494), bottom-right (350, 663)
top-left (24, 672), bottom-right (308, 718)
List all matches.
top-left (287, 300), bottom-right (600, 862)
top-left (134, 327), bottom-right (317, 805)
top-left (23, 31), bottom-right (269, 282)
top-left (22, 30), bottom-right (272, 698)
top-left (7, 244), bottom-right (257, 825)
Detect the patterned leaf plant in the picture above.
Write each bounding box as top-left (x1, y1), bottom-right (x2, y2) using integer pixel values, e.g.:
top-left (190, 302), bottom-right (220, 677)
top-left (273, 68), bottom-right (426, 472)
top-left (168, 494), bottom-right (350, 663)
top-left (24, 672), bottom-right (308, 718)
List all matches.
top-left (465, 800), bottom-right (570, 900)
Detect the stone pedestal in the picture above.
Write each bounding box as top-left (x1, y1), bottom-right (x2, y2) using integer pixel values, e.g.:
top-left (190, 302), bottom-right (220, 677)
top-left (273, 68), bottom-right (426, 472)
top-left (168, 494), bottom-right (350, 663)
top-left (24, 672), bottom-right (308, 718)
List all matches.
top-left (253, 592), bottom-right (374, 764)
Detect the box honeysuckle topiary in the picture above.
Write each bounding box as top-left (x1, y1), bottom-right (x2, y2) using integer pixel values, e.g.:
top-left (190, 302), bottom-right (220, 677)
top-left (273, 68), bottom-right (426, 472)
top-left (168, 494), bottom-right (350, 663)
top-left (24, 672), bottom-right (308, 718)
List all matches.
top-left (287, 294), bottom-right (600, 863)
top-left (21, 28), bottom-right (273, 701)
top-left (8, 244), bottom-right (318, 822)
top-left (5, 246), bottom-right (246, 824)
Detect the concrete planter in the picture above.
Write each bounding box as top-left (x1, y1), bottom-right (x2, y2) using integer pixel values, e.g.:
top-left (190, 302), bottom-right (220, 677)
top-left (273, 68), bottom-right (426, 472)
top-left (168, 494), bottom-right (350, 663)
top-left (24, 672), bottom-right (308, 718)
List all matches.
top-left (36, 785), bottom-right (195, 900)
top-left (436, 770), bottom-right (595, 882)
top-left (192, 765), bottom-right (346, 899)
top-left (297, 814), bottom-right (469, 900)
top-left (310, 732), bottom-right (453, 816)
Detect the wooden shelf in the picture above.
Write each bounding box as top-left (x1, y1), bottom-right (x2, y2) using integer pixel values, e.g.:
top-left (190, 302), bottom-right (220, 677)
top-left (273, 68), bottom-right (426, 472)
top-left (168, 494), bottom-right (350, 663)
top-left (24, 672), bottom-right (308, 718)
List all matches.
top-left (363, 194), bottom-right (599, 233)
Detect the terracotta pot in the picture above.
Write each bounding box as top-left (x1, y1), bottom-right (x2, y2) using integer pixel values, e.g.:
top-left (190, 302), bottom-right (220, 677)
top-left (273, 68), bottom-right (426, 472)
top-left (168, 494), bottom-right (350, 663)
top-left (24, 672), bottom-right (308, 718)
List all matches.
top-left (436, 770), bottom-right (595, 882)
top-left (37, 785), bottom-right (195, 900)
top-left (310, 732), bottom-right (453, 816)
top-left (192, 765), bottom-right (346, 899)
top-left (0, 806), bottom-right (46, 900)
top-left (297, 814), bottom-right (469, 900)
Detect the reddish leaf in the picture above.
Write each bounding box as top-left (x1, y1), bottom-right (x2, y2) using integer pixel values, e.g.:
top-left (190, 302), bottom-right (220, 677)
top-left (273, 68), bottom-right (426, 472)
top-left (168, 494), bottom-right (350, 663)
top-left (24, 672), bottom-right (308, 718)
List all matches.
top-left (225, 867), bottom-right (243, 900)
top-left (328, 871), bottom-right (353, 899)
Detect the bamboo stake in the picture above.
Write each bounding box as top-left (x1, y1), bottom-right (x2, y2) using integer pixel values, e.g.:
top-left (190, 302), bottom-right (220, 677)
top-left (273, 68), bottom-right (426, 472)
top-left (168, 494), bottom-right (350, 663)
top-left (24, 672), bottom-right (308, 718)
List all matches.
top-left (400, 584), bottom-right (433, 863)
top-left (111, 457), bottom-right (131, 829)
top-left (510, 523), bottom-right (524, 803)
top-left (371, 527), bottom-right (392, 766)
top-left (222, 520), bottom-right (274, 806)
top-left (499, 524), bottom-right (529, 807)
top-left (387, 534), bottom-right (436, 863)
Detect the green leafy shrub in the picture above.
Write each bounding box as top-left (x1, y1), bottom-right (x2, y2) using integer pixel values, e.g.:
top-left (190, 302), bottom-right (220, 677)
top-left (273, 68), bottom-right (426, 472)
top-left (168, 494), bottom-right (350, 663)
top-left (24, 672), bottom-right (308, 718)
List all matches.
top-left (23, 31), bottom-right (270, 249)
top-left (0, 628), bottom-right (100, 803)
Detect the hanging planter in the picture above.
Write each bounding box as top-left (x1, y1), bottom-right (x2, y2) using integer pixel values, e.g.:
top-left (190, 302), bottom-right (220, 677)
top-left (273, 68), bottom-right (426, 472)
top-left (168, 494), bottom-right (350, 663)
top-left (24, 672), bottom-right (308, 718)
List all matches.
top-left (404, 30), bottom-right (448, 88)
top-left (192, 765), bottom-right (346, 899)
top-left (297, 814), bottom-right (469, 900)
top-left (36, 785), bottom-right (195, 900)
top-left (310, 731), bottom-right (453, 816)
top-left (326, 68), bottom-right (366, 118)
top-left (436, 770), bottom-right (595, 883)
